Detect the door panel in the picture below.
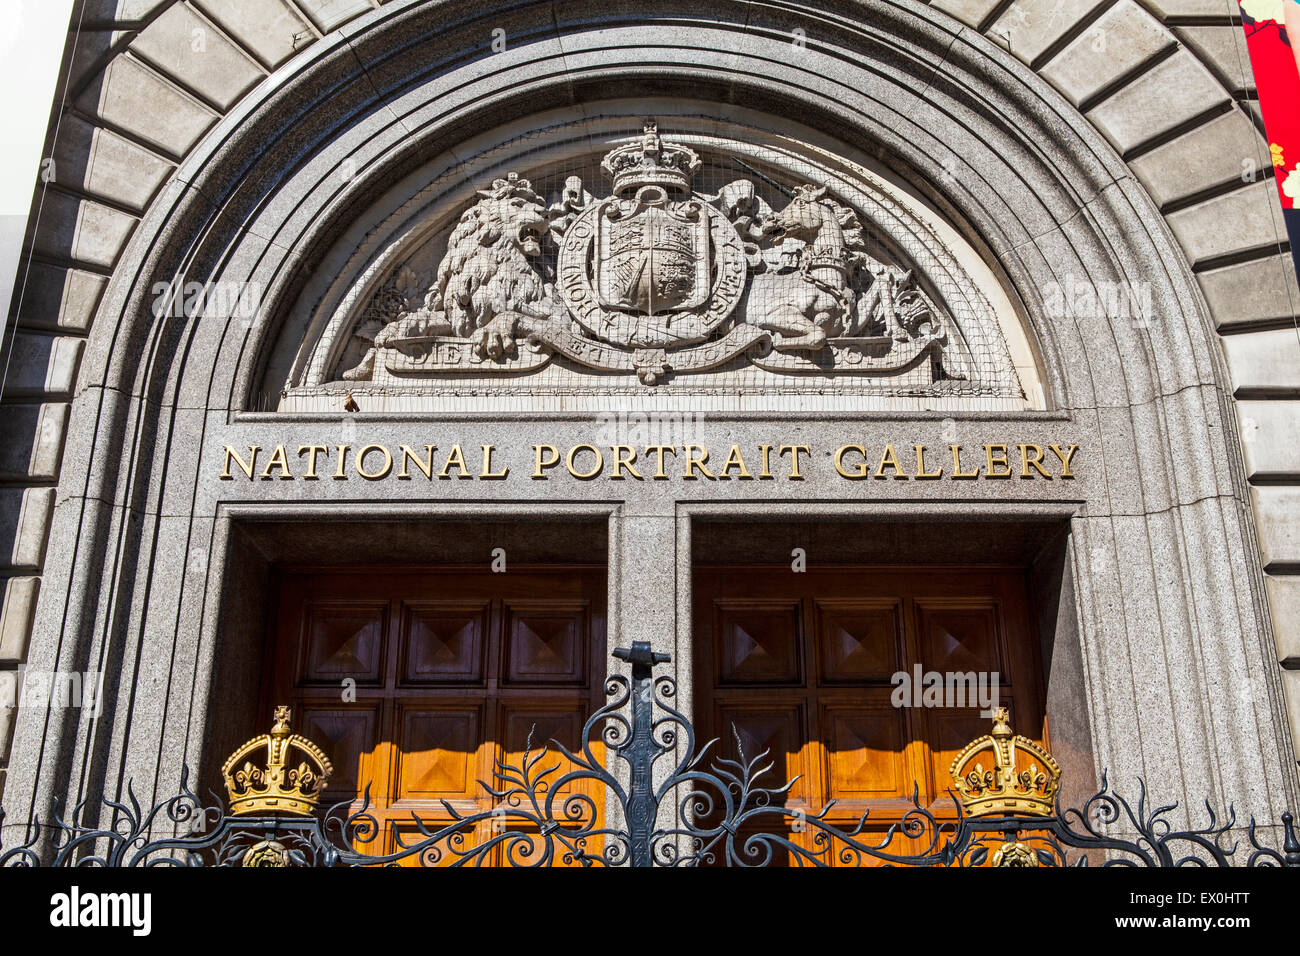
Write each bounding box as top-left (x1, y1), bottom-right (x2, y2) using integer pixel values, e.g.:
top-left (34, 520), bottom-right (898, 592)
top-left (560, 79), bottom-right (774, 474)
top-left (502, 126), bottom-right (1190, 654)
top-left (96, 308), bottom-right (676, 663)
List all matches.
top-left (301, 601), bottom-right (387, 683)
top-left (815, 599), bottom-right (905, 684)
top-left (694, 566), bottom-right (1046, 865)
top-left (265, 566), bottom-right (606, 865)
top-left (715, 600), bottom-right (804, 684)
top-left (399, 602), bottom-right (489, 684)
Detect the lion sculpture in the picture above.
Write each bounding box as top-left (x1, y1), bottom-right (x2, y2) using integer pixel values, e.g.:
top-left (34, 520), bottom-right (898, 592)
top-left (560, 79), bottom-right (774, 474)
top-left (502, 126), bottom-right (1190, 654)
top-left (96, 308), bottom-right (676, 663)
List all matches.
top-left (358, 172), bottom-right (553, 369)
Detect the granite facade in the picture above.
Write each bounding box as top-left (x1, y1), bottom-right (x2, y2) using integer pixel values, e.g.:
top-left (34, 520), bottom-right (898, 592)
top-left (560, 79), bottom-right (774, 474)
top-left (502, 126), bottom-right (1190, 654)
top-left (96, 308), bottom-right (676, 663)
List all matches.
top-left (0, 0), bottom-right (1297, 849)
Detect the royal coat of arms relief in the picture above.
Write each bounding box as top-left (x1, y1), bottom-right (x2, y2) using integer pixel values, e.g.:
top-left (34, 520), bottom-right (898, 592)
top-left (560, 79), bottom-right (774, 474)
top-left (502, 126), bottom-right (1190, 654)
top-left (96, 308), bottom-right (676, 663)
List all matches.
top-left (337, 120), bottom-right (981, 389)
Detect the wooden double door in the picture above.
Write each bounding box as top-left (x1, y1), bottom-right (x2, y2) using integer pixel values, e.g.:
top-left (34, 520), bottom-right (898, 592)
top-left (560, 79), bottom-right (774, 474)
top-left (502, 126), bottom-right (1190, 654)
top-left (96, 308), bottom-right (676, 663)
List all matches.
top-left (264, 563), bottom-right (1044, 865)
top-left (265, 566), bottom-right (607, 864)
top-left (692, 565), bottom-right (1046, 863)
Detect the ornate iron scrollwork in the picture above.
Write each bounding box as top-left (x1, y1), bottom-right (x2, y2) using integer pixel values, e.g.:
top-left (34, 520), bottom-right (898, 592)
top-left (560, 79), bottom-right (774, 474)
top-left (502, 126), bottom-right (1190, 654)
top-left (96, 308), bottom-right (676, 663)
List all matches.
top-left (2, 644), bottom-right (1298, 867)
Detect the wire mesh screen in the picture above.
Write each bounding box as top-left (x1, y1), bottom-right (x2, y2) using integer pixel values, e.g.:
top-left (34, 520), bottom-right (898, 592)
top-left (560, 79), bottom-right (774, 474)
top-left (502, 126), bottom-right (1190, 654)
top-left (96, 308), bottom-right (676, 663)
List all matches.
top-left (296, 117), bottom-right (1029, 411)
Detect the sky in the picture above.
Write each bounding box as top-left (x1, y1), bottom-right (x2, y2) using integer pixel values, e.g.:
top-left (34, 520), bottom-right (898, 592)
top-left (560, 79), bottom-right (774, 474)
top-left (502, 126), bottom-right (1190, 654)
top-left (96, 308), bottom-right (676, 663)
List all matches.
top-left (0, 0), bottom-right (78, 331)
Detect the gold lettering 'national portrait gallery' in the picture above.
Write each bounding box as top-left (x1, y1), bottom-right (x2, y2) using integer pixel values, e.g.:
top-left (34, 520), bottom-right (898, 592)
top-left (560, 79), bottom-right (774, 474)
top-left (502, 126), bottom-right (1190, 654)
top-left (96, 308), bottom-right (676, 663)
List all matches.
top-left (218, 442), bottom-right (1079, 482)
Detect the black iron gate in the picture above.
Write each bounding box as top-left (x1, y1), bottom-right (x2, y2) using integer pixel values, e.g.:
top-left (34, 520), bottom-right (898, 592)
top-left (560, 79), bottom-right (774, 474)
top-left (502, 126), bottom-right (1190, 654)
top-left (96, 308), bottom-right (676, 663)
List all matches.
top-left (2, 643), bottom-right (1297, 867)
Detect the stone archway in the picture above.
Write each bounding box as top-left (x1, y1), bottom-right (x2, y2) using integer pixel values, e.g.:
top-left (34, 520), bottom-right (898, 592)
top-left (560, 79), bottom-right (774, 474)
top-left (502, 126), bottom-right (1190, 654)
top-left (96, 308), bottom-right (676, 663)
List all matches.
top-left (2, 1), bottom-right (1295, 847)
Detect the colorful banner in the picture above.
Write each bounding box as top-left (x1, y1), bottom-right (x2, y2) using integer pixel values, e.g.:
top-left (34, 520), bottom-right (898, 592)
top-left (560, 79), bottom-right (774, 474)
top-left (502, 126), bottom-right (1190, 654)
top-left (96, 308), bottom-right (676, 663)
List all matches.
top-left (1239, 0), bottom-right (1300, 281)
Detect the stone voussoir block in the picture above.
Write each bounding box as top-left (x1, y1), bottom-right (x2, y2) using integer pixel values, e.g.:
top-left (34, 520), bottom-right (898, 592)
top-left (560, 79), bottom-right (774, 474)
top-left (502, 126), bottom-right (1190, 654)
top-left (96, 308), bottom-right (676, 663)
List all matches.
top-left (0, 670), bottom-right (16, 763)
top-left (928, 0), bottom-right (1005, 29)
top-left (1086, 48), bottom-right (1231, 156)
top-left (0, 488), bottom-right (56, 572)
top-left (0, 333), bottom-right (85, 400)
top-left (294, 0), bottom-right (374, 33)
top-left (12, 262), bottom-right (107, 334)
top-left (0, 404), bottom-right (69, 481)
top-left (1222, 328), bottom-right (1300, 395)
top-left (1278, 669), bottom-right (1300, 762)
top-left (1129, 109), bottom-right (1267, 208)
top-left (52, 112), bottom-right (175, 213)
top-left (1040, 1), bottom-right (1176, 108)
top-left (1198, 253), bottom-right (1300, 329)
top-left (1141, 0), bottom-right (1243, 18)
top-left (1235, 400), bottom-right (1300, 480)
top-left (130, 2), bottom-right (266, 111)
top-left (30, 190), bottom-right (138, 271)
top-left (987, 0), bottom-right (1111, 66)
top-left (1166, 178), bottom-right (1289, 267)
top-left (1266, 575), bottom-right (1300, 663)
top-left (191, 0), bottom-right (316, 70)
top-left (78, 54), bottom-right (219, 159)
top-left (82, 0), bottom-right (171, 27)
top-left (1174, 24), bottom-right (1255, 94)
top-left (0, 577), bottom-right (40, 664)
top-left (1250, 486), bottom-right (1300, 569)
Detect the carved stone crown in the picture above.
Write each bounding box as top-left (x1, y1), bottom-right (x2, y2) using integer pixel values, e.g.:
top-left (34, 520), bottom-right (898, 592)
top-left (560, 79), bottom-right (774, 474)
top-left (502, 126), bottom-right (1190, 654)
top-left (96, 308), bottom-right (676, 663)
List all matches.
top-left (949, 708), bottom-right (1060, 817)
top-left (221, 706), bottom-right (333, 816)
top-left (601, 119), bottom-right (702, 196)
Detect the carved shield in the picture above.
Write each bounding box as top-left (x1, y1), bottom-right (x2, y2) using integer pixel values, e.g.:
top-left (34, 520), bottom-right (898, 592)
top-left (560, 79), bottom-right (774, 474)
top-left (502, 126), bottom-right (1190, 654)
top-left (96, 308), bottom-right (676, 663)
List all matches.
top-left (594, 197), bottom-right (711, 315)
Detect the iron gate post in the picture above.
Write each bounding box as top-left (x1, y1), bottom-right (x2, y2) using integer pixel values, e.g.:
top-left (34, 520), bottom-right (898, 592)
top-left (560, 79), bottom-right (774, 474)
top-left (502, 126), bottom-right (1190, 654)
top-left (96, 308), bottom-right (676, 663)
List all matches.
top-left (612, 642), bottom-right (671, 867)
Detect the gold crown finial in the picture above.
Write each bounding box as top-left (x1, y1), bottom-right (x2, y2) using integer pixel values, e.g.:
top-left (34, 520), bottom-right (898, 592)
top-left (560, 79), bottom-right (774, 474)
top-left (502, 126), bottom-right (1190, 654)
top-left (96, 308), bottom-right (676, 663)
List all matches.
top-left (991, 706), bottom-right (1012, 737)
top-left (949, 709), bottom-right (1060, 817)
top-left (221, 706), bottom-right (333, 816)
top-left (271, 705), bottom-right (291, 735)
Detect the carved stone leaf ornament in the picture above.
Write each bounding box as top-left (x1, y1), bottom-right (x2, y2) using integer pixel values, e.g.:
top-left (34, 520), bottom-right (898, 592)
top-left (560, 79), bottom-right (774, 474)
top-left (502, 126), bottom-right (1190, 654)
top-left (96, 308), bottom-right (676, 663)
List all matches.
top-left (335, 120), bottom-right (990, 389)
